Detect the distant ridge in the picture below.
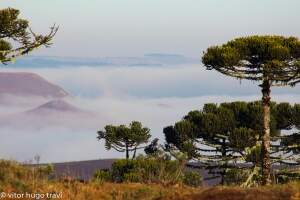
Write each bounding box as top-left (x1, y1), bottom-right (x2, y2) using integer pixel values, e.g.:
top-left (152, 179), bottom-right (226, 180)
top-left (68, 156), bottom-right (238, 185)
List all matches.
top-left (0, 72), bottom-right (68, 98)
top-left (25, 99), bottom-right (84, 115)
top-left (37, 159), bottom-right (300, 186)
top-left (0, 98), bottom-right (95, 129)
top-left (6, 54), bottom-right (198, 68)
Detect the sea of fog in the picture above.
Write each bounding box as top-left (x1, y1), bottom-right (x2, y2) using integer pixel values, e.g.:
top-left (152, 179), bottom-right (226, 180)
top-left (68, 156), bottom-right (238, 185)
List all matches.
top-left (0, 64), bottom-right (299, 163)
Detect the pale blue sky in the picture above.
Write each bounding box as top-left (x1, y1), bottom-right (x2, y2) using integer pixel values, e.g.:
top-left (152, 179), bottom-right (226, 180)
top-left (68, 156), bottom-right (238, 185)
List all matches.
top-left (1, 0), bottom-right (300, 57)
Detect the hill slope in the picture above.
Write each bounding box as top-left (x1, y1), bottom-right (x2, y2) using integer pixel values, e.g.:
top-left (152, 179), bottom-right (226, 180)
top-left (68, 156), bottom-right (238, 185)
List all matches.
top-left (0, 72), bottom-right (68, 98)
top-left (26, 99), bottom-right (83, 114)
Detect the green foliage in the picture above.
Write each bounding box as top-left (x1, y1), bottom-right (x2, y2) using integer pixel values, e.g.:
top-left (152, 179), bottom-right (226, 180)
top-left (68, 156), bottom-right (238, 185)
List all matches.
top-left (104, 156), bottom-right (186, 185)
top-left (273, 103), bottom-right (294, 130)
top-left (0, 160), bottom-right (29, 192)
top-left (0, 8), bottom-right (58, 64)
top-left (144, 138), bottom-right (159, 155)
top-left (245, 144), bottom-right (261, 164)
top-left (97, 121), bottom-right (151, 159)
top-left (164, 121), bottom-right (197, 159)
top-left (182, 171), bottom-right (202, 187)
top-left (166, 101), bottom-right (298, 156)
top-left (293, 104), bottom-right (300, 128)
top-left (111, 159), bottom-right (137, 182)
top-left (202, 35), bottom-right (300, 86)
top-left (278, 105), bottom-right (300, 153)
top-left (223, 168), bottom-right (250, 186)
top-left (164, 101), bottom-right (300, 184)
top-left (202, 35), bottom-right (300, 185)
top-left (0, 160), bottom-right (54, 192)
top-left (281, 133), bottom-right (300, 153)
top-left (123, 172), bottom-right (142, 183)
top-left (93, 169), bottom-right (112, 183)
top-left (225, 101), bottom-right (277, 137)
top-left (229, 127), bottom-right (258, 150)
top-left (203, 103), bottom-right (218, 113)
top-left (276, 169), bottom-right (300, 184)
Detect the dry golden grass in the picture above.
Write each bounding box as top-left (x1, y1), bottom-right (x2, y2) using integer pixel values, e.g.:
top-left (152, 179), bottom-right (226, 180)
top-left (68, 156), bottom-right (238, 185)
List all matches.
top-left (1, 181), bottom-right (198, 200)
top-left (181, 182), bottom-right (300, 200)
top-left (0, 160), bottom-right (299, 200)
top-left (1, 181), bottom-right (300, 200)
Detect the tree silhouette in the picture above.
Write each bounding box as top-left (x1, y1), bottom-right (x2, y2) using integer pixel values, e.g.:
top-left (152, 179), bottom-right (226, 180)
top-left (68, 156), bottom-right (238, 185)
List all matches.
top-left (0, 8), bottom-right (58, 64)
top-left (97, 121), bottom-right (151, 159)
top-left (164, 101), bottom-right (300, 185)
top-left (144, 138), bottom-right (160, 156)
top-left (202, 36), bottom-right (300, 185)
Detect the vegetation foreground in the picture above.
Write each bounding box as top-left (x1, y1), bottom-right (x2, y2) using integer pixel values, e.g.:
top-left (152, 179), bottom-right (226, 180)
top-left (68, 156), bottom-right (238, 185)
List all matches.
top-left (3, 182), bottom-right (300, 200)
top-left (0, 160), bottom-right (299, 200)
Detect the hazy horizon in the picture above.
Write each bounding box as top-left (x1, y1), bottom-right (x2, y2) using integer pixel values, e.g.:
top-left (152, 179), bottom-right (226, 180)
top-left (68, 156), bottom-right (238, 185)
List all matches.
top-left (1, 1), bottom-right (300, 163)
top-left (0, 61), bottom-right (299, 163)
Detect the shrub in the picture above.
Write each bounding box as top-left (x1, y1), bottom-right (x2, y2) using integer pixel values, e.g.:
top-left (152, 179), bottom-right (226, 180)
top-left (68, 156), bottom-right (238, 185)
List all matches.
top-left (93, 169), bottom-right (112, 183)
top-left (276, 169), bottom-right (300, 184)
top-left (123, 172), bottom-right (142, 183)
top-left (223, 168), bottom-right (250, 185)
top-left (111, 159), bottom-right (137, 182)
top-left (0, 160), bottom-right (35, 192)
top-left (0, 160), bottom-right (56, 192)
top-left (37, 164), bottom-right (55, 180)
top-left (109, 156), bottom-right (185, 185)
top-left (183, 171), bottom-right (202, 187)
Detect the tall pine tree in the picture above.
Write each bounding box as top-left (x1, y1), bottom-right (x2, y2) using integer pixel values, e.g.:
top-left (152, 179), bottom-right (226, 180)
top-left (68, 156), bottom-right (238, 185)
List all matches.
top-left (202, 36), bottom-right (300, 185)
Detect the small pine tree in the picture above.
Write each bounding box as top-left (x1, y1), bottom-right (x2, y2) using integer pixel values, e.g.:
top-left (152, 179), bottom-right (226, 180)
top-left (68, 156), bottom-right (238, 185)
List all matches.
top-left (97, 121), bottom-right (151, 159)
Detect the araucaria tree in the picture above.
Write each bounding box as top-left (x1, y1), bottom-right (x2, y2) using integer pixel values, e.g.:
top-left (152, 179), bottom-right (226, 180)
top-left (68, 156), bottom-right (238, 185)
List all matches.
top-left (0, 8), bottom-right (58, 64)
top-left (165, 101), bottom-right (300, 185)
top-left (97, 121), bottom-right (151, 159)
top-left (202, 35), bottom-right (300, 185)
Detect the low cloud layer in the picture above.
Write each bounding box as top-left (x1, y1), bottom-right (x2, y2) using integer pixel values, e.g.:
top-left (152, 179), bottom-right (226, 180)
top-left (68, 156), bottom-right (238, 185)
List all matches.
top-left (0, 64), bottom-right (299, 163)
top-left (3, 64), bottom-right (300, 98)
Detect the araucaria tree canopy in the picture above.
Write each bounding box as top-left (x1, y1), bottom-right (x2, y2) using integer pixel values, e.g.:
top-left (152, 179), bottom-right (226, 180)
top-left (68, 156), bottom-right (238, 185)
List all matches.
top-left (97, 121), bottom-right (151, 159)
top-left (202, 36), bottom-right (300, 86)
top-left (202, 35), bottom-right (300, 185)
top-left (0, 8), bottom-right (58, 64)
top-left (164, 101), bottom-right (300, 186)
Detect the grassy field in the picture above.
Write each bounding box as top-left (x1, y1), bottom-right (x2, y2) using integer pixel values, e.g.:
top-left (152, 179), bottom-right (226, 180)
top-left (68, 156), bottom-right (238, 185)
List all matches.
top-left (1, 181), bottom-right (300, 200)
top-left (0, 160), bottom-right (299, 200)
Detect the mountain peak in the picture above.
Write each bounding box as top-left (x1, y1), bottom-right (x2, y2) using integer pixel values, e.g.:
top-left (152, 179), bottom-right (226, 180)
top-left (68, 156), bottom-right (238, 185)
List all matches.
top-left (0, 72), bottom-right (69, 98)
top-left (26, 99), bottom-right (82, 114)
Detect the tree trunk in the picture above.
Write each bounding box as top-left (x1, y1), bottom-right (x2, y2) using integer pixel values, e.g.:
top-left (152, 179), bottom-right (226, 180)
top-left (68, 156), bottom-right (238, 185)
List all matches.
top-left (260, 80), bottom-right (271, 185)
top-left (221, 138), bottom-right (226, 185)
top-left (125, 143), bottom-right (129, 160)
top-left (132, 147), bottom-right (137, 160)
